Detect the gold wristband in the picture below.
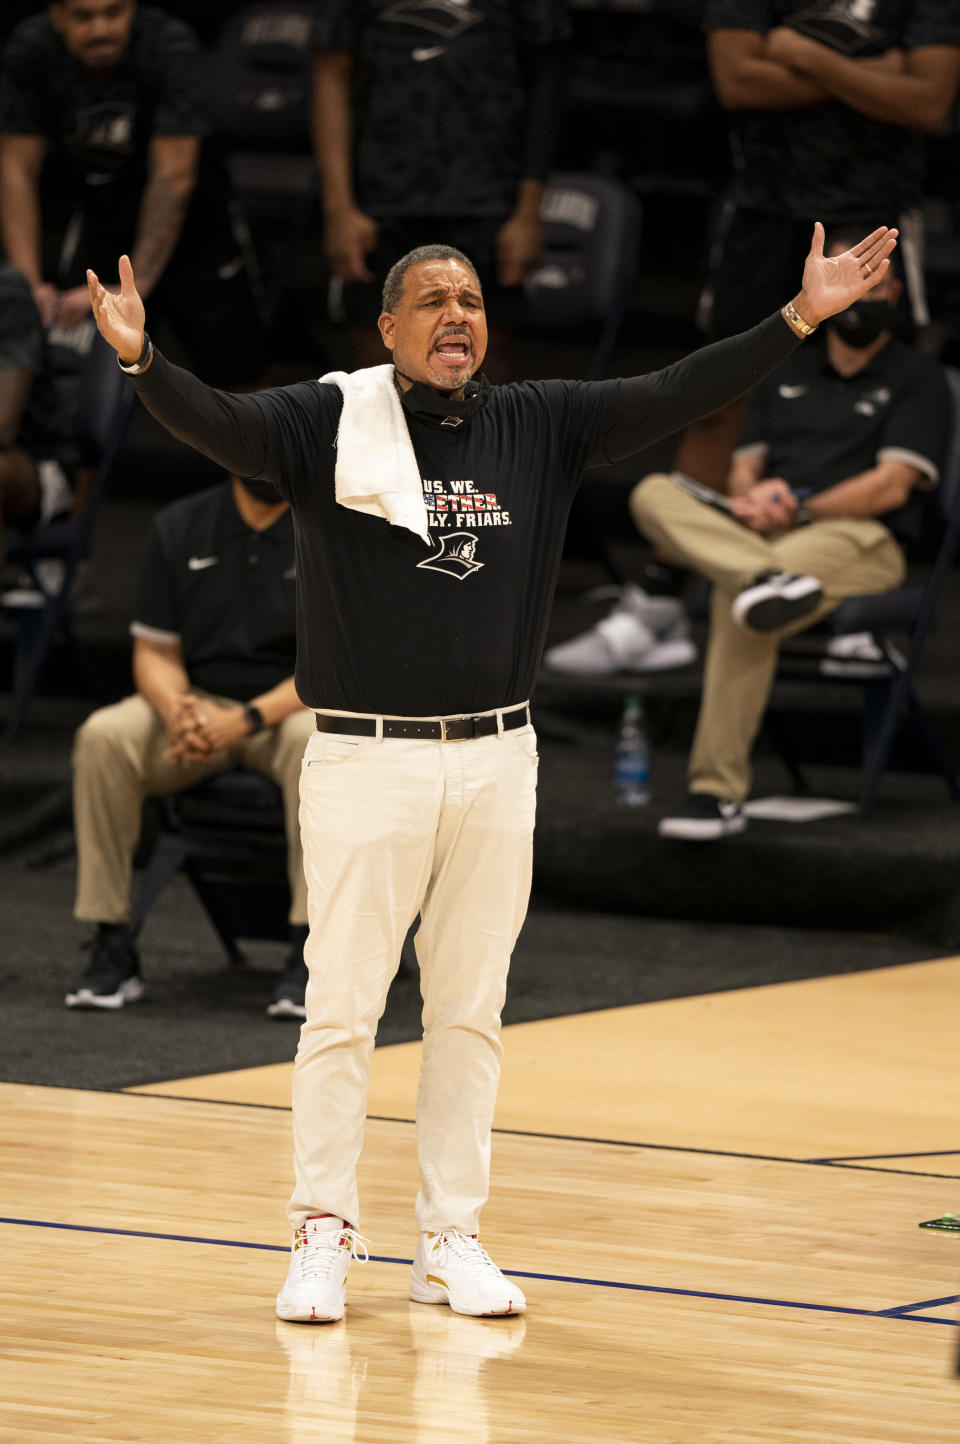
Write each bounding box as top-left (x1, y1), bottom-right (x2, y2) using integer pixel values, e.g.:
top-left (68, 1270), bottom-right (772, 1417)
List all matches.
top-left (782, 301), bottom-right (817, 338)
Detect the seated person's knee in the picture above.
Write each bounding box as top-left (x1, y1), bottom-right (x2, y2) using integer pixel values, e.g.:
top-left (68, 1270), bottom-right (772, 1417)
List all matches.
top-left (629, 471), bottom-right (674, 529)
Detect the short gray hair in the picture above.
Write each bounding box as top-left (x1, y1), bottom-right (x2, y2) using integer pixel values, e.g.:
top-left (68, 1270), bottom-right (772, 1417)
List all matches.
top-left (381, 244), bottom-right (481, 314)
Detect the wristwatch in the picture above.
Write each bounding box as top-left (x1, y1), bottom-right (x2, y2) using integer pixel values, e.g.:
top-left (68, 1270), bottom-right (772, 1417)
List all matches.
top-left (243, 702), bottom-right (265, 734)
top-left (794, 502), bottom-right (814, 527)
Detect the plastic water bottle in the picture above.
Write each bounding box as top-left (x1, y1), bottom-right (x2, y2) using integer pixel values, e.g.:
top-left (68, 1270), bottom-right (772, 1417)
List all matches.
top-left (615, 693), bottom-right (650, 806)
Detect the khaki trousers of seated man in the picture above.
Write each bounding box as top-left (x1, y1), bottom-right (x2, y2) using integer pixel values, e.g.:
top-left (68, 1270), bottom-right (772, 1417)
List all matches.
top-left (72, 691), bottom-right (315, 925)
top-left (630, 473), bottom-right (906, 802)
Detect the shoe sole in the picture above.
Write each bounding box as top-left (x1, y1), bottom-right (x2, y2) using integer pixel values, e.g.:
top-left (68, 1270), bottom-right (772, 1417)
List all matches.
top-left (732, 580), bottom-right (822, 632)
top-left (275, 1298), bottom-right (344, 1323)
top-left (65, 977), bottom-right (145, 1010)
top-left (266, 998), bottom-right (307, 1019)
top-left (625, 639), bottom-right (698, 673)
top-left (545, 639), bottom-right (697, 678)
top-left (819, 659), bottom-right (895, 678)
top-left (658, 816), bottom-right (747, 841)
top-left (409, 1275), bottom-right (526, 1316)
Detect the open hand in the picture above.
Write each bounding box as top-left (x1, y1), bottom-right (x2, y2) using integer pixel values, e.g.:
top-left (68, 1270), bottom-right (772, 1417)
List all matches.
top-left (86, 254), bottom-right (146, 363)
top-left (794, 222), bottom-right (898, 326)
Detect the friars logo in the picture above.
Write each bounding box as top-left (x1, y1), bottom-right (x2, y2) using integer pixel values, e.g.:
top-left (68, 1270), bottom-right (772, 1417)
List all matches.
top-left (417, 532), bottom-right (483, 580)
top-left (382, 0), bottom-right (482, 41)
top-left (786, 0), bottom-right (883, 56)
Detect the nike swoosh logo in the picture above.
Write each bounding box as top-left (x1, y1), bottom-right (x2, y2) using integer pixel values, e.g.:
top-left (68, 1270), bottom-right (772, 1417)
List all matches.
top-left (412, 45), bottom-right (446, 61)
top-left (778, 384), bottom-right (807, 398)
top-left (188, 556), bottom-right (219, 570)
top-left (217, 257), bottom-right (245, 281)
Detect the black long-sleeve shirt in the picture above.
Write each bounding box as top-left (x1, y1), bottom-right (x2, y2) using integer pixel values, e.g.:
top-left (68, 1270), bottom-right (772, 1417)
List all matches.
top-left (131, 312), bottom-right (801, 714)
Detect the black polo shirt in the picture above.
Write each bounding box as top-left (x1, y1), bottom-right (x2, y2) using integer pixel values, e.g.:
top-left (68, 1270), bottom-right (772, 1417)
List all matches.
top-left (704, 0), bottom-right (960, 220)
top-left (130, 483), bottom-right (297, 702)
top-left (735, 337), bottom-right (951, 542)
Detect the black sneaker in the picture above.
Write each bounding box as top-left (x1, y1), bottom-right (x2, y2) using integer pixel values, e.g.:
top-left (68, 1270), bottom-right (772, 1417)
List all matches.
top-left (65, 927), bottom-right (143, 1009)
top-left (658, 793), bottom-right (747, 841)
top-left (731, 571), bottom-right (822, 632)
top-left (267, 949), bottom-right (308, 1020)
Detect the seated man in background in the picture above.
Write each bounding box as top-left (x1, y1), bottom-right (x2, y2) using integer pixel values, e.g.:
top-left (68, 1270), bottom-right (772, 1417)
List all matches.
top-left (66, 473), bottom-right (314, 1015)
top-left (628, 234), bottom-right (949, 839)
top-left (0, 262), bottom-right (82, 602)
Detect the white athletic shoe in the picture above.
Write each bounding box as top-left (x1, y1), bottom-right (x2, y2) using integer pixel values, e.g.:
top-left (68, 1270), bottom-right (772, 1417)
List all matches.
top-left (276, 1217), bottom-right (369, 1323)
top-left (819, 631), bottom-right (905, 677)
top-left (731, 570), bottom-right (822, 632)
top-left (544, 583), bottom-right (697, 677)
top-left (409, 1231), bottom-right (526, 1317)
top-left (658, 792), bottom-right (747, 841)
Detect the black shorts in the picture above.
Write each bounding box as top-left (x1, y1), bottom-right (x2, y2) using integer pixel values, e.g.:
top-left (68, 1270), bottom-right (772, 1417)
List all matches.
top-left (699, 202), bottom-right (887, 340)
top-left (335, 213), bottom-right (525, 328)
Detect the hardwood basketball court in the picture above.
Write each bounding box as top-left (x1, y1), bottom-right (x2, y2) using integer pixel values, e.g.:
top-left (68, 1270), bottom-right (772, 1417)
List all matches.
top-left (3, 956), bottom-right (958, 1440)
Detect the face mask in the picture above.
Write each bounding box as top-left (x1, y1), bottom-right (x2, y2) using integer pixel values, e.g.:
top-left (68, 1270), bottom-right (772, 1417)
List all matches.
top-left (237, 476), bottom-right (283, 504)
top-left (827, 298), bottom-right (895, 349)
top-left (395, 370), bottom-right (492, 429)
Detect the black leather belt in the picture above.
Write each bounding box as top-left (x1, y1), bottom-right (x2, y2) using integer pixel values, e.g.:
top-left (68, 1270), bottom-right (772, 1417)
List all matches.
top-left (315, 705), bottom-right (530, 742)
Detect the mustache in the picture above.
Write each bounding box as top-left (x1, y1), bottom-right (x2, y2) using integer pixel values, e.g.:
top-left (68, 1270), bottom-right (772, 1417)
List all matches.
top-left (431, 327), bottom-right (473, 353)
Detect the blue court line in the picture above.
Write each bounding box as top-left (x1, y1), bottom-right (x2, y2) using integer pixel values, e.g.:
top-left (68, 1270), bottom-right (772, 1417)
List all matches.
top-left (1, 1216), bottom-right (956, 1327)
top-left (878, 1294), bottom-right (960, 1317)
top-left (812, 1149), bottom-right (960, 1163)
top-left (116, 1092), bottom-right (960, 1182)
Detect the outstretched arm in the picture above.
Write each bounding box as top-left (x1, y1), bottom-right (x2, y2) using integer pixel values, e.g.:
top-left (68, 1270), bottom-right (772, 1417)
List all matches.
top-left (86, 255), bottom-right (270, 475)
top-left (604, 224), bottom-right (898, 460)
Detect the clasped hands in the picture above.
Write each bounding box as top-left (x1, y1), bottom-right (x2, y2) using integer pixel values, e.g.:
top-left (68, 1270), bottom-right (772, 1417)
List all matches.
top-left (163, 693), bottom-right (250, 764)
top-left (730, 479), bottom-right (801, 536)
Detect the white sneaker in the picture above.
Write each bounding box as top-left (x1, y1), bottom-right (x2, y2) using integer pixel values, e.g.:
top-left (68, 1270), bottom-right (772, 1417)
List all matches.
top-left (409, 1231), bottom-right (526, 1317)
top-left (658, 792), bottom-right (746, 841)
top-left (819, 631), bottom-right (905, 677)
top-left (731, 570), bottom-right (822, 632)
top-left (544, 584), bottom-right (696, 676)
top-left (276, 1217), bottom-right (369, 1323)
top-left (1, 559), bottom-right (67, 609)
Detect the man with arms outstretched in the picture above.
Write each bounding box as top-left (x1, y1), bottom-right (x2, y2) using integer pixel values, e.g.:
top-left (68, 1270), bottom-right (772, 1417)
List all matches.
top-left (85, 222), bottom-right (897, 1322)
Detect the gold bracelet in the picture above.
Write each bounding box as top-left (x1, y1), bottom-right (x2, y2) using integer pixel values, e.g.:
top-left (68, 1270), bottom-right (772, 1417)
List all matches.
top-left (782, 301), bottom-right (817, 338)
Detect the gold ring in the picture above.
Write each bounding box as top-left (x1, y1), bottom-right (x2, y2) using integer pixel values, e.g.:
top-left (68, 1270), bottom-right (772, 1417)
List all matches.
top-left (864, 262), bottom-right (873, 276)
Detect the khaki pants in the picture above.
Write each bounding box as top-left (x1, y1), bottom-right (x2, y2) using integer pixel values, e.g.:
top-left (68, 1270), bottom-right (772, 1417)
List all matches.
top-left (290, 717), bottom-right (539, 1233)
top-left (73, 692), bottom-right (315, 925)
top-left (630, 473), bottom-right (906, 801)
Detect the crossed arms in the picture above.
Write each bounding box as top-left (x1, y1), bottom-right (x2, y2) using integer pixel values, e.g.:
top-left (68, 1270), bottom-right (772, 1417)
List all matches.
top-left (709, 28), bottom-right (960, 131)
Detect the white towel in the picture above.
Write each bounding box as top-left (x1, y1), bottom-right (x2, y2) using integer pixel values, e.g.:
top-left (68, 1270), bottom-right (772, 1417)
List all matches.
top-left (319, 364), bottom-right (430, 544)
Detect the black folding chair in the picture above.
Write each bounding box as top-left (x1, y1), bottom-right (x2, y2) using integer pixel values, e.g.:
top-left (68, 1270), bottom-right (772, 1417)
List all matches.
top-left (771, 365), bottom-right (960, 815)
top-left (524, 172), bottom-right (643, 586)
top-left (2, 322), bottom-right (135, 741)
top-left (129, 770), bottom-right (290, 964)
top-left (524, 171), bottom-right (642, 382)
top-left (205, 1), bottom-right (319, 323)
